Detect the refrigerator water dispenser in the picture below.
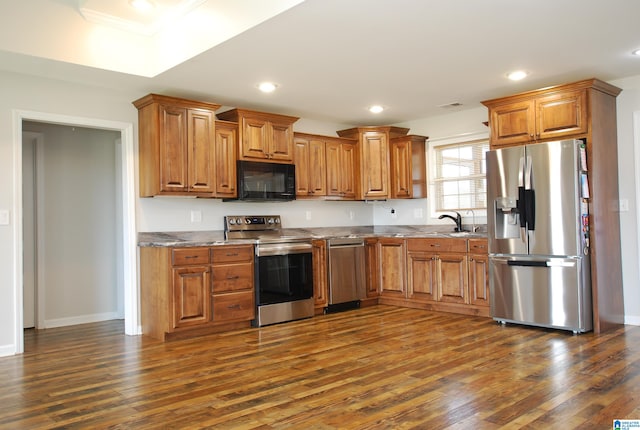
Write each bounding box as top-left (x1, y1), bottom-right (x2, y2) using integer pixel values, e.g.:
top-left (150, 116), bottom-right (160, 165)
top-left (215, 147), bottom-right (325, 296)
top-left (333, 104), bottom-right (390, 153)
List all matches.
top-left (494, 196), bottom-right (520, 239)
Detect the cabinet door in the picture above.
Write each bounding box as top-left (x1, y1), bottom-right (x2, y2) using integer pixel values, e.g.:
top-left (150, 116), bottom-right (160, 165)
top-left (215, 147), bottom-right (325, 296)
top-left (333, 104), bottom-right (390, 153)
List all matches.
top-left (390, 139), bottom-right (411, 198)
top-left (187, 109), bottom-right (216, 194)
top-left (295, 136), bottom-right (326, 196)
top-left (489, 100), bottom-right (535, 147)
top-left (536, 90), bottom-right (587, 141)
top-left (159, 105), bottom-right (188, 192)
top-left (214, 121), bottom-right (237, 198)
top-left (364, 238), bottom-right (380, 297)
top-left (407, 251), bottom-right (438, 302)
top-left (379, 238), bottom-right (406, 298)
top-left (326, 142), bottom-right (356, 199)
top-left (437, 253), bottom-right (468, 304)
top-left (340, 142), bottom-right (357, 199)
top-left (312, 239), bottom-right (328, 307)
top-left (308, 139), bottom-right (327, 195)
top-left (360, 131), bottom-right (390, 199)
top-left (172, 265), bottom-right (211, 328)
top-left (241, 116), bottom-right (269, 160)
top-left (469, 254), bottom-right (489, 306)
top-left (269, 120), bottom-right (294, 162)
top-left (294, 137), bottom-right (311, 195)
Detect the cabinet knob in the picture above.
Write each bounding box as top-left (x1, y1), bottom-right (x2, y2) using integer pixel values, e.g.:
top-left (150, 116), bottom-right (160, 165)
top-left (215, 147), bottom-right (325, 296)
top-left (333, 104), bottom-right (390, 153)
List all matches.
top-left (227, 304), bottom-right (241, 310)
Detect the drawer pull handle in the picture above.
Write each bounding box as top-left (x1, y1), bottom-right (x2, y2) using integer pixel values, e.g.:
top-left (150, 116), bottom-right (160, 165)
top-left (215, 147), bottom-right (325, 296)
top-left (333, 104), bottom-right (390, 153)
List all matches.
top-left (226, 253), bottom-right (239, 257)
top-left (226, 275), bottom-right (240, 280)
top-left (184, 256), bottom-right (199, 259)
top-left (430, 244), bottom-right (441, 247)
top-left (227, 304), bottom-right (241, 310)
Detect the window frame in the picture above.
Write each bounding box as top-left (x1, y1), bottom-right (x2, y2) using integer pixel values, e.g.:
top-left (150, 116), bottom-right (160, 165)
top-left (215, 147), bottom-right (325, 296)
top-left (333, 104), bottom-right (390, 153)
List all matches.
top-left (428, 131), bottom-right (489, 222)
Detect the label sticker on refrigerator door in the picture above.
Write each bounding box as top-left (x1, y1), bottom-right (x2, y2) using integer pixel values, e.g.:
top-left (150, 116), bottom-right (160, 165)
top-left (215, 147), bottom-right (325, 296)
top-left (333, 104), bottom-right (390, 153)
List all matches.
top-left (581, 174), bottom-right (590, 198)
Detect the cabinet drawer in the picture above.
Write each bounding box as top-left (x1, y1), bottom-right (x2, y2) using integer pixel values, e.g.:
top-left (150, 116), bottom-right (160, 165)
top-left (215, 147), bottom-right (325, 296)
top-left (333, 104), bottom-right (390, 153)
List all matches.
top-left (212, 263), bottom-right (253, 293)
top-left (172, 247), bottom-right (210, 266)
top-left (212, 291), bottom-right (255, 322)
top-left (407, 238), bottom-right (467, 253)
top-left (468, 239), bottom-right (488, 254)
top-left (211, 245), bottom-right (253, 263)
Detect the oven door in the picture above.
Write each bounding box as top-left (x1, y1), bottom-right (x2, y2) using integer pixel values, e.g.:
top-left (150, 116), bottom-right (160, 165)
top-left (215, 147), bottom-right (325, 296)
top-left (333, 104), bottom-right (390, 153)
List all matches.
top-left (255, 243), bottom-right (313, 305)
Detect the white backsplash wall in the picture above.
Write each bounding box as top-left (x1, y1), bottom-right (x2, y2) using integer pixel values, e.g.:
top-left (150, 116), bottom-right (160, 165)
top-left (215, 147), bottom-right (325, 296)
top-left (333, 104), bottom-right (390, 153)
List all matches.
top-left (137, 198), bottom-right (375, 231)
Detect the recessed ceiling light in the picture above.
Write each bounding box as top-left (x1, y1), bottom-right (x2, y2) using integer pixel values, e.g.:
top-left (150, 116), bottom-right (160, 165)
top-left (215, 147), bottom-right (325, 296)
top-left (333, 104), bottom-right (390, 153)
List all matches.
top-left (258, 82), bottom-right (278, 93)
top-left (633, 49), bottom-right (640, 56)
top-left (129, 0), bottom-right (155, 12)
top-left (507, 70), bottom-right (528, 81)
top-left (369, 105), bottom-right (384, 114)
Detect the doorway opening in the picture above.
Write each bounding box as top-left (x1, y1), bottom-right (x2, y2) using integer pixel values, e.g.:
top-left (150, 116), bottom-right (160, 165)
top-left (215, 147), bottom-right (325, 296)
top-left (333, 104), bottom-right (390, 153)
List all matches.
top-left (23, 123), bottom-right (122, 331)
top-left (13, 110), bottom-right (138, 354)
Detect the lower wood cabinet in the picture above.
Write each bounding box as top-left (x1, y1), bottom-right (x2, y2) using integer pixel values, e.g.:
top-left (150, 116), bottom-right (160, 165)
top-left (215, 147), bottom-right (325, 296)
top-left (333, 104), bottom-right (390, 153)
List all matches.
top-left (312, 239), bottom-right (328, 313)
top-left (373, 236), bottom-right (490, 317)
top-left (140, 244), bottom-right (255, 341)
top-left (468, 239), bottom-right (490, 307)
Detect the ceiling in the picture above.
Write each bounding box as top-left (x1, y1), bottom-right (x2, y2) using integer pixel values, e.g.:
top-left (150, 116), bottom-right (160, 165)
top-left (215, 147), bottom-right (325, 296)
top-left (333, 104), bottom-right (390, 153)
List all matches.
top-left (1, 0), bottom-right (639, 126)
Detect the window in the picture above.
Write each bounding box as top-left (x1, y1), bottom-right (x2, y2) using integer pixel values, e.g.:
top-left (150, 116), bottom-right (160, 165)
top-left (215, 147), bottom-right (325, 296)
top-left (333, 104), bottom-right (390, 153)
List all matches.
top-left (432, 138), bottom-right (489, 212)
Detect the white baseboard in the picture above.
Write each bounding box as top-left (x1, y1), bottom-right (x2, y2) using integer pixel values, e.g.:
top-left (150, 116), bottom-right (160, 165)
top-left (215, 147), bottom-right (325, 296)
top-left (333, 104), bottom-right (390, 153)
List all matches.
top-left (625, 315), bottom-right (640, 326)
top-left (42, 312), bottom-right (120, 329)
top-left (0, 344), bottom-right (17, 357)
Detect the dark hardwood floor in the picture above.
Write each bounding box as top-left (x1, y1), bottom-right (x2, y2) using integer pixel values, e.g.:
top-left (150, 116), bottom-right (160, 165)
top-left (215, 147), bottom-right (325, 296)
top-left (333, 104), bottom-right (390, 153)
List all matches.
top-left (1, 305), bottom-right (639, 429)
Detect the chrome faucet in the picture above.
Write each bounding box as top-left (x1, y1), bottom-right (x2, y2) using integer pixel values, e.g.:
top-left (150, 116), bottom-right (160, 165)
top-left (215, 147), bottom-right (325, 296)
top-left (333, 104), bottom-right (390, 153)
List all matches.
top-left (438, 212), bottom-right (463, 232)
top-left (466, 209), bottom-right (476, 232)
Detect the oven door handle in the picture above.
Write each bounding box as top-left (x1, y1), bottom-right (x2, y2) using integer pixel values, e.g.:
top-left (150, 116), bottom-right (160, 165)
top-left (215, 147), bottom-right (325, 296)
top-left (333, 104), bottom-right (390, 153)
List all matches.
top-left (256, 242), bottom-right (313, 257)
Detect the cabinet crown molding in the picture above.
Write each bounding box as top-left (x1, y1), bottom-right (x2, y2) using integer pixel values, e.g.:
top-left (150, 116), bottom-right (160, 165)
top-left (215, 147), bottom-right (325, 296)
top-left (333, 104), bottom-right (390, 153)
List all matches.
top-left (481, 78), bottom-right (621, 108)
top-left (132, 93), bottom-right (221, 111)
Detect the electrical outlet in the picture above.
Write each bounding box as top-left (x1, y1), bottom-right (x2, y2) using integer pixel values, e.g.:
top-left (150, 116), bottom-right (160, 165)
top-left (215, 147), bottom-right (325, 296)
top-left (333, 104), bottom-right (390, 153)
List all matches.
top-left (190, 210), bottom-right (202, 223)
top-left (0, 209), bottom-right (9, 225)
top-left (414, 208), bottom-right (423, 219)
top-left (349, 211), bottom-right (354, 220)
top-left (619, 199), bottom-right (629, 212)
top-left (306, 211), bottom-right (312, 221)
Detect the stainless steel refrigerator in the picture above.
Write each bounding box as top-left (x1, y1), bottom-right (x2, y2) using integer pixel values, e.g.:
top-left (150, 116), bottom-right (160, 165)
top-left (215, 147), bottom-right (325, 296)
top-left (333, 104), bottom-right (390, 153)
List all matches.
top-left (487, 139), bottom-right (592, 333)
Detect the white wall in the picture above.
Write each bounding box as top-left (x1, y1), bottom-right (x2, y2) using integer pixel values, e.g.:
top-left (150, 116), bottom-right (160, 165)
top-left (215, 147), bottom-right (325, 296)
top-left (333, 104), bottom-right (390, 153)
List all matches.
top-left (0, 71), bottom-right (140, 354)
top-left (22, 122), bottom-right (121, 327)
top-left (610, 76), bottom-right (640, 325)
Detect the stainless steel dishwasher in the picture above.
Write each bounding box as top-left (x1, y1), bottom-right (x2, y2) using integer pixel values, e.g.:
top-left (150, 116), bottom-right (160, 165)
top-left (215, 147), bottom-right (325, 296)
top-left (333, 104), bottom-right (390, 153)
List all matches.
top-left (327, 237), bottom-right (366, 313)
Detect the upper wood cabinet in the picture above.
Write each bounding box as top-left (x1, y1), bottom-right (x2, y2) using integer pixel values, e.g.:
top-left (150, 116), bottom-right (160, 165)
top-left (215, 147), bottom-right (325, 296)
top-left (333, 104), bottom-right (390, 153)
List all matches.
top-left (214, 120), bottom-right (237, 198)
top-left (389, 134), bottom-right (428, 199)
top-left (217, 108), bottom-right (299, 163)
top-left (337, 126), bottom-right (409, 200)
top-left (325, 138), bottom-right (358, 200)
top-left (482, 81), bottom-right (606, 148)
top-left (133, 94), bottom-right (222, 197)
top-left (294, 133), bottom-right (327, 197)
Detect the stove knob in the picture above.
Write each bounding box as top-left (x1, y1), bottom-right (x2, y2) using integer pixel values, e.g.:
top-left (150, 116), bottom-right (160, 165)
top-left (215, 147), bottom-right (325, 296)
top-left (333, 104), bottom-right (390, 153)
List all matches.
top-left (236, 217), bottom-right (243, 224)
top-left (267, 217), bottom-right (274, 224)
top-left (274, 218), bottom-right (280, 224)
top-left (228, 218), bottom-right (236, 225)
top-left (245, 217), bottom-right (251, 224)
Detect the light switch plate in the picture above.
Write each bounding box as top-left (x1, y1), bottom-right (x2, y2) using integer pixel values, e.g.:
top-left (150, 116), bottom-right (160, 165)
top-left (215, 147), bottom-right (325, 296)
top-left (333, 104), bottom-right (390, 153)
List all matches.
top-left (619, 199), bottom-right (629, 212)
top-left (0, 209), bottom-right (9, 225)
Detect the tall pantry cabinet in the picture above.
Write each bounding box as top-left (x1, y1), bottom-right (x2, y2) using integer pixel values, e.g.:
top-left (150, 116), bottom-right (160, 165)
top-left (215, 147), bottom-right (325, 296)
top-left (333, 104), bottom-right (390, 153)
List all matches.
top-left (482, 78), bottom-right (623, 333)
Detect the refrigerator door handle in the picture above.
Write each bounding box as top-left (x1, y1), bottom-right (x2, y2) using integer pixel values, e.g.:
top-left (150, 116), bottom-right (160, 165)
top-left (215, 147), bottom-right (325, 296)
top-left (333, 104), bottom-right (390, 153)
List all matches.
top-left (507, 260), bottom-right (547, 267)
top-left (524, 155), bottom-right (535, 231)
top-left (517, 156), bottom-right (527, 241)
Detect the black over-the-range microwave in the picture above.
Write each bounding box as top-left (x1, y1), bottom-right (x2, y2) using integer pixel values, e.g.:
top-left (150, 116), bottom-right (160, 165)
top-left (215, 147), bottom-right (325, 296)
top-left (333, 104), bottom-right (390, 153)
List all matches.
top-left (230, 160), bottom-right (296, 202)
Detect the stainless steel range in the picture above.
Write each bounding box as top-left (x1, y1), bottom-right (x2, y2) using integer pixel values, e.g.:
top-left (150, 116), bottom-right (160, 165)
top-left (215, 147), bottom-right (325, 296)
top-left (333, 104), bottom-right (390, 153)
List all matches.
top-left (224, 215), bottom-right (314, 327)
